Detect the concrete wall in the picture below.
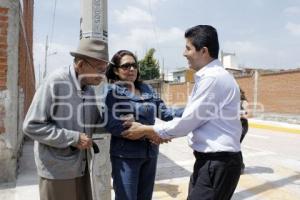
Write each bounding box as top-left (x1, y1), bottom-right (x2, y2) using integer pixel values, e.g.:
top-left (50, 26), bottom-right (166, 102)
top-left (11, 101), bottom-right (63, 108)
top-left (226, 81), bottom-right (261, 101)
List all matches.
top-left (0, 0), bottom-right (21, 183)
top-left (0, 0), bottom-right (35, 183)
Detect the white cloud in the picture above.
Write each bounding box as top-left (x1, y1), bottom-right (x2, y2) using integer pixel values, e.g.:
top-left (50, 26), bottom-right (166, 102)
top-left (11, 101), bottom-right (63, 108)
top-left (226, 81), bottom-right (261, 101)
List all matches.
top-left (223, 40), bottom-right (266, 55)
top-left (285, 22), bottom-right (300, 36)
top-left (109, 27), bottom-right (183, 55)
top-left (222, 40), bottom-right (270, 67)
top-left (113, 6), bottom-right (154, 25)
top-left (109, 27), bottom-right (185, 69)
top-left (283, 6), bottom-right (300, 16)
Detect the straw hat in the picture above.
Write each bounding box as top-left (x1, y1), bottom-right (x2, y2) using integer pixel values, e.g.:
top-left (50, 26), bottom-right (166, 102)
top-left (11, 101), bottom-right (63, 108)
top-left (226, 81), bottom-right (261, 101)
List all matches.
top-left (70, 38), bottom-right (109, 63)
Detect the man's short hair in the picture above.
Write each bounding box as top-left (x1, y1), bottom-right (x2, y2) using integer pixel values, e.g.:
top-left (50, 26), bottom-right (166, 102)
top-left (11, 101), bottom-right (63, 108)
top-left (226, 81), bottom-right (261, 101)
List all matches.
top-left (184, 25), bottom-right (219, 59)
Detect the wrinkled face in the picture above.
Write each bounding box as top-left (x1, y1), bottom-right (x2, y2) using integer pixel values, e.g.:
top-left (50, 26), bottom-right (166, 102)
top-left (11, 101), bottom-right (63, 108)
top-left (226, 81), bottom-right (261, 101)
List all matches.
top-left (183, 38), bottom-right (206, 71)
top-left (76, 58), bottom-right (108, 86)
top-left (114, 55), bottom-right (138, 83)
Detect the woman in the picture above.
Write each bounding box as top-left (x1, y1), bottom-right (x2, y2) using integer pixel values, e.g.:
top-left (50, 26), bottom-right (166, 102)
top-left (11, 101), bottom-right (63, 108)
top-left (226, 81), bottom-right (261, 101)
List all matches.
top-left (240, 88), bottom-right (249, 142)
top-left (105, 50), bottom-right (174, 200)
top-left (240, 88), bottom-right (249, 174)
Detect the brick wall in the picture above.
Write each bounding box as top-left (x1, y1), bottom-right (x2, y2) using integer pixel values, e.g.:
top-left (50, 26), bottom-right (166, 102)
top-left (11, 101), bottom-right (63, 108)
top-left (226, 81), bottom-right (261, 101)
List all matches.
top-left (258, 71), bottom-right (300, 114)
top-left (0, 7), bottom-right (8, 91)
top-left (0, 0), bottom-right (35, 183)
top-left (19, 0), bottom-right (35, 115)
top-left (236, 75), bottom-right (255, 116)
top-left (163, 82), bottom-right (194, 106)
top-left (236, 76), bottom-right (254, 104)
top-left (161, 70), bottom-right (300, 117)
top-left (0, 6), bottom-right (8, 135)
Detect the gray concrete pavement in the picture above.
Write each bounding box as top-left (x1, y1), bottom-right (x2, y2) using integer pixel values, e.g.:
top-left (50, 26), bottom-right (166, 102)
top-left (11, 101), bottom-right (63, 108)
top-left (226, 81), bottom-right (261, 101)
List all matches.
top-left (153, 127), bottom-right (300, 200)
top-left (0, 139), bottom-right (39, 200)
top-left (1, 124), bottom-right (300, 200)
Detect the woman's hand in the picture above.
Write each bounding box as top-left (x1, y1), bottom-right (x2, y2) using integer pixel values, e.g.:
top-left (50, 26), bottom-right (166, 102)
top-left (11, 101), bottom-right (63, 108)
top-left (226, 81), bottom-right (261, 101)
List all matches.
top-left (121, 121), bottom-right (146, 140)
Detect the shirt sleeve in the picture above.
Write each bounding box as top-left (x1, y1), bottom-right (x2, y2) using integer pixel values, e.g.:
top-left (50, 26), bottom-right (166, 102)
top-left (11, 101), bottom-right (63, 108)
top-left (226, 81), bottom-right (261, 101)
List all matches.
top-left (22, 81), bottom-right (80, 148)
top-left (153, 76), bottom-right (218, 139)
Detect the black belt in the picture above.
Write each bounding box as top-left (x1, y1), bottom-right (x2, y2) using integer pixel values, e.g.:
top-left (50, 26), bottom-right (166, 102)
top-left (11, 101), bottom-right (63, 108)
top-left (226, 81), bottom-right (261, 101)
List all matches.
top-left (194, 151), bottom-right (240, 159)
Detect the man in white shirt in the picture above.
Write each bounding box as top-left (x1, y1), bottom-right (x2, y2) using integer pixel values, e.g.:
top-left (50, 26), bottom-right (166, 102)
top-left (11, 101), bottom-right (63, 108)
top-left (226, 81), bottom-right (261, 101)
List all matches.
top-left (122, 25), bottom-right (242, 200)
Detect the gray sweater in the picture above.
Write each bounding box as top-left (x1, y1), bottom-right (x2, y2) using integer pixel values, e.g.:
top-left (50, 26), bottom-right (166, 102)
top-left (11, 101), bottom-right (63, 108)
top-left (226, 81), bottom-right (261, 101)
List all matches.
top-left (23, 66), bottom-right (101, 179)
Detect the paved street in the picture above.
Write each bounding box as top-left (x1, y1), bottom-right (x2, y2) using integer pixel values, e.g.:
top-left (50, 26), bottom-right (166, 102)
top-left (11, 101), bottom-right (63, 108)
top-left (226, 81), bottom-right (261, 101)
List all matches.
top-left (154, 126), bottom-right (300, 200)
top-left (1, 124), bottom-right (300, 200)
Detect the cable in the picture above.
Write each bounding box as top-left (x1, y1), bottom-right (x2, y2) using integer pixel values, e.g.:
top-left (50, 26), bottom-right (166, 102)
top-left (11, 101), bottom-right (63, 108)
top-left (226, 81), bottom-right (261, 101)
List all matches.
top-left (147, 0), bottom-right (166, 79)
top-left (147, 0), bottom-right (161, 55)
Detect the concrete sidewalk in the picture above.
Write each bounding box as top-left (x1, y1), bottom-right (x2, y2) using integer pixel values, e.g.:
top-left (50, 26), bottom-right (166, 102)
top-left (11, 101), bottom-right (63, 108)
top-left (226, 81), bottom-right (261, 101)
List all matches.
top-left (1, 119), bottom-right (300, 200)
top-left (0, 139), bottom-right (39, 200)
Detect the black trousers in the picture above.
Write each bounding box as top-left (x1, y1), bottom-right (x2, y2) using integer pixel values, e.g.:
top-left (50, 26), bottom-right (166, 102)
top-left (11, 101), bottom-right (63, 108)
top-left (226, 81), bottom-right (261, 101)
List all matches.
top-left (187, 151), bottom-right (242, 200)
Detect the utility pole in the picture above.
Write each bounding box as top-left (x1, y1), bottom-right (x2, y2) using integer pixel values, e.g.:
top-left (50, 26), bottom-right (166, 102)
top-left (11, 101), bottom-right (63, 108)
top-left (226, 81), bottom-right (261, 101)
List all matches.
top-left (80, 0), bottom-right (108, 42)
top-left (43, 35), bottom-right (48, 79)
top-left (80, 1), bottom-right (110, 199)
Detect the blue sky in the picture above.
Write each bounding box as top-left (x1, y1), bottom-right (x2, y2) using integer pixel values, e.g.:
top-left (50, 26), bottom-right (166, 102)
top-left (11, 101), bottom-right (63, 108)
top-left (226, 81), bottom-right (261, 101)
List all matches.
top-left (34, 0), bottom-right (300, 82)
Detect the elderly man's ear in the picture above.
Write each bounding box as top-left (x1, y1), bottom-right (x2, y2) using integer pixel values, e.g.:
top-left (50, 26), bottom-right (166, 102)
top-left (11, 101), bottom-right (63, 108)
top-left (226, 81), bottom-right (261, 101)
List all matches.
top-left (75, 59), bottom-right (84, 73)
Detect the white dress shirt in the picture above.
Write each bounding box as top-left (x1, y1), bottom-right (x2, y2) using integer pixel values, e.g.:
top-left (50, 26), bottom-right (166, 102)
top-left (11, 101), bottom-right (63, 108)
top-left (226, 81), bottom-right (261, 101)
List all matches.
top-left (154, 59), bottom-right (242, 152)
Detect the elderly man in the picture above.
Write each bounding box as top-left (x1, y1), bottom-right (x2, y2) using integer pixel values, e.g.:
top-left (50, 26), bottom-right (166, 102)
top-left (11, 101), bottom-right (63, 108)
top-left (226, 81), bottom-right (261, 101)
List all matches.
top-left (122, 25), bottom-right (243, 200)
top-left (23, 38), bottom-right (108, 200)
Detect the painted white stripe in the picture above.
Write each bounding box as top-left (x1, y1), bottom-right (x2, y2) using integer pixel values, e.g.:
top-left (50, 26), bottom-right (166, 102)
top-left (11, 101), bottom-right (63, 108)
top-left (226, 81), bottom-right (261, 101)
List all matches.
top-left (243, 145), bottom-right (277, 157)
top-left (244, 151), bottom-right (276, 157)
top-left (244, 145), bottom-right (271, 152)
top-left (248, 134), bottom-right (269, 139)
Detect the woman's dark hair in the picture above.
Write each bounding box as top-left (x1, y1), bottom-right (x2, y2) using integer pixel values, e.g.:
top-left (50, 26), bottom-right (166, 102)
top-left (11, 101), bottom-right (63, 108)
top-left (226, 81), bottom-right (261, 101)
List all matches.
top-left (106, 50), bottom-right (142, 87)
top-left (184, 25), bottom-right (219, 59)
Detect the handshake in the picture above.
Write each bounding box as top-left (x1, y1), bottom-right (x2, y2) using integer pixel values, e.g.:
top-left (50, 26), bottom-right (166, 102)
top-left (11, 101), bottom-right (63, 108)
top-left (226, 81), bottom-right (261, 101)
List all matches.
top-left (121, 121), bottom-right (171, 145)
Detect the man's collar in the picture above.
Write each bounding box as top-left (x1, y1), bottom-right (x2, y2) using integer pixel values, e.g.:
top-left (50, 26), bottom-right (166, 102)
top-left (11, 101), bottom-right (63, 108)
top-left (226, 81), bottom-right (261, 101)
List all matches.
top-left (195, 59), bottom-right (222, 78)
top-left (69, 64), bottom-right (82, 91)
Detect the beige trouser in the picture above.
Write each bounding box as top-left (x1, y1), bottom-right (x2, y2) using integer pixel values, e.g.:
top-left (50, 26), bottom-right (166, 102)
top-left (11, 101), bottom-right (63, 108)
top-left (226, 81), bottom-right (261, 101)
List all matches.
top-left (39, 168), bottom-right (92, 200)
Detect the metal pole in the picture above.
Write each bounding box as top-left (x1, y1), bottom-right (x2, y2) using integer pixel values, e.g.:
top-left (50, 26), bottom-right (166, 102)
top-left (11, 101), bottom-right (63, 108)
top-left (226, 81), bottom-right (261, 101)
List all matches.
top-left (80, 1), bottom-right (111, 199)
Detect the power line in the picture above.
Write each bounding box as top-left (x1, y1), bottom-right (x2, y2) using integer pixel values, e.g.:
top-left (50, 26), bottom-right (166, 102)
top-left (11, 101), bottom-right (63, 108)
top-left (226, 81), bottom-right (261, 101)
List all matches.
top-left (147, 0), bottom-right (159, 45)
top-left (147, 0), bottom-right (165, 77)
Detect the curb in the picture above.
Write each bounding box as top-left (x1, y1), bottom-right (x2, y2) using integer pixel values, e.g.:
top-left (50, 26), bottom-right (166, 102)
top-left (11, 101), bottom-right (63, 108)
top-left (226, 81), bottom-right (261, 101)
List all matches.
top-left (249, 120), bottom-right (300, 134)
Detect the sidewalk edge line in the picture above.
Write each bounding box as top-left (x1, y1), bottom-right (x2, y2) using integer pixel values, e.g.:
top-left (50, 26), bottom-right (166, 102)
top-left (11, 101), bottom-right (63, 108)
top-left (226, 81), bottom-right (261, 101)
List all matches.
top-left (249, 122), bottom-right (300, 134)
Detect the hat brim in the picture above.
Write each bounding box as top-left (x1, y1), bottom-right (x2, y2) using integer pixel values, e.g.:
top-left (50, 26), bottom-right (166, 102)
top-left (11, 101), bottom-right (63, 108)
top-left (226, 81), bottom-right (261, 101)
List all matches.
top-left (70, 51), bottom-right (110, 63)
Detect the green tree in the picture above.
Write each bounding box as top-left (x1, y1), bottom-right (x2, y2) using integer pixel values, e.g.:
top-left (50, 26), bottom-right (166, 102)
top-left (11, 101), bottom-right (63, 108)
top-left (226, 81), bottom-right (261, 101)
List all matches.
top-left (138, 48), bottom-right (160, 80)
